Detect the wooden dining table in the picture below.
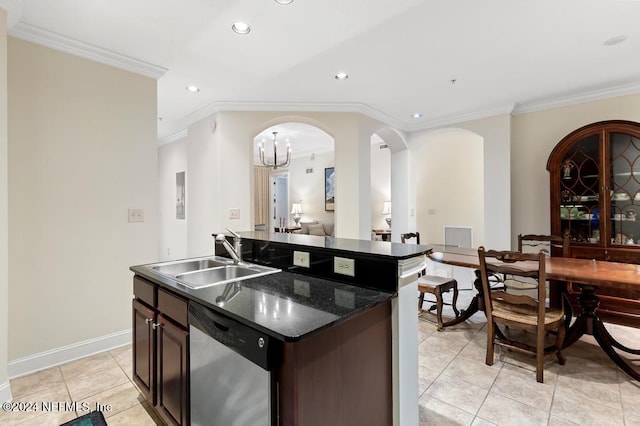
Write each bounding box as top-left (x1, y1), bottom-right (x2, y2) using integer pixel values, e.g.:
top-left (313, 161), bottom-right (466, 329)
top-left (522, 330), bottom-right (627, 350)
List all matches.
top-left (427, 245), bottom-right (640, 381)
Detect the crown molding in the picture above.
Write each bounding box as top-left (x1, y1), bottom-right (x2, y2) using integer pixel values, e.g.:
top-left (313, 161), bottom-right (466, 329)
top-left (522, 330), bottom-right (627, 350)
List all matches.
top-left (182, 100), bottom-right (409, 132)
top-left (163, 79), bottom-right (640, 144)
top-left (0, 0), bottom-right (22, 28)
top-left (8, 22), bottom-right (167, 79)
top-left (158, 129), bottom-right (188, 146)
top-left (512, 80), bottom-right (640, 115)
top-left (406, 104), bottom-right (516, 132)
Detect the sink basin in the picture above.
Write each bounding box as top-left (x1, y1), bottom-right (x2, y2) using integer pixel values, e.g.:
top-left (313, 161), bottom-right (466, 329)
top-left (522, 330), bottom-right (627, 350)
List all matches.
top-left (175, 265), bottom-right (273, 289)
top-left (147, 256), bottom-right (280, 290)
top-left (152, 258), bottom-right (230, 275)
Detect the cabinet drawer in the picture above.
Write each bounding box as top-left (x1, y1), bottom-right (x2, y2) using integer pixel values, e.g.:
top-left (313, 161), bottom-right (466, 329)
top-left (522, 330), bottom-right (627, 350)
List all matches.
top-left (134, 276), bottom-right (157, 308)
top-left (158, 288), bottom-right (188, 327)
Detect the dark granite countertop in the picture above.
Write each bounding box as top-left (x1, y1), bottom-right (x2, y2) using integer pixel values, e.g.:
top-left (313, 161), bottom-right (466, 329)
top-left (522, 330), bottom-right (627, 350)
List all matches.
top-left (131, 261), bottom-right (393, 342)
top-left (237, 231), bottom-right (432, 260)
top-left (132, 234), bottom-right (430, 343)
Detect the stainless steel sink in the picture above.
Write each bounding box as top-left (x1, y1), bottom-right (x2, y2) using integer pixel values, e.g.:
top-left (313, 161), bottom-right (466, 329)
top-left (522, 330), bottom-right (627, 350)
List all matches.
top-left (152, 258), bottom-right (229, 275)
top-left (147, 256), bottom-right (280, 290)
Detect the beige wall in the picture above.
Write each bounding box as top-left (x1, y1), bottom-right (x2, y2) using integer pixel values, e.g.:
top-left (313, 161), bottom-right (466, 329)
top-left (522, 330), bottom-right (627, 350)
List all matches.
top-left (0, 7), bottom-right (9, 398)
top-left (414, 129), bottom-right (485, 246)
top-left (288, 150), bottom-right (335, 226)
top-left (8, 38), bottom-right (158, 360)
top-left (511, 93), bottom-right (640, 247)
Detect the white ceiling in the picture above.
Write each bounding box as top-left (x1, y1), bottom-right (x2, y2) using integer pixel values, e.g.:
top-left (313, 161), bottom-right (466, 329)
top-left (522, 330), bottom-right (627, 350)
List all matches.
top-left (6, 0), bottom-right (640, 145)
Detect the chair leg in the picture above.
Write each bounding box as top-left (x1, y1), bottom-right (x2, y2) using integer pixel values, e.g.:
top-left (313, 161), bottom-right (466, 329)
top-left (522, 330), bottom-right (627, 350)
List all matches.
top-left (536, 328), bottom-right (544, 383)
top-left (556, 324), bottom-right (566, 366)
top-left (418, 291), bottom-right (425, 313)
top-left (435, 288), bottom-right (444, 331)
top-left (486, 321), bottom-right (495, 366)
top-left (451, 285), bottom-right (460, 318)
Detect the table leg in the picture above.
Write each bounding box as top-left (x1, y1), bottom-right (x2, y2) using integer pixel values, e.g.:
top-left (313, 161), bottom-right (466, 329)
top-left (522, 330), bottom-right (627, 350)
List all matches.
top-left (565, 284), bottom-right (640, 380)
top-left (441, 270), bottom-right (483, 328)
top-left (563, 284), bottom-right (599, 347)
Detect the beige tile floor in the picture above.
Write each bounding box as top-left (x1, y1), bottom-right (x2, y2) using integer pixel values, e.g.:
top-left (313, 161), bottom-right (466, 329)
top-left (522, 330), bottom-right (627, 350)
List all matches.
top-left (418, 289), bottom-right (640, 426)
top-left (0, 346), bottom-right (164, 426)
top-left (1, 289), bottom-right (639, 425)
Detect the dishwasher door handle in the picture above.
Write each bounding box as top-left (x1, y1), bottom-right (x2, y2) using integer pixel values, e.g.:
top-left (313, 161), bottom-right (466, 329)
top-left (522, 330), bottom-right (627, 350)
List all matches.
top-left (213, 321), bottom-right (229, 332)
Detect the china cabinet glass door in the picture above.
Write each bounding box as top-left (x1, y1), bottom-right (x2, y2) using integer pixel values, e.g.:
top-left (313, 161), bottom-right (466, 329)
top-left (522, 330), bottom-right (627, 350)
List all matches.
top-left (558, 134), bottom-right (601, 244)
top-left (608, 132), bottom-right (640, 246)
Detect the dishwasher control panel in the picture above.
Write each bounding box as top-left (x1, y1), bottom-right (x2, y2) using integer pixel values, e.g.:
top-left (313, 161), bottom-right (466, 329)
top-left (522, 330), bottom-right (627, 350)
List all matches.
top-left (188, 301), bottom-right (279, 370)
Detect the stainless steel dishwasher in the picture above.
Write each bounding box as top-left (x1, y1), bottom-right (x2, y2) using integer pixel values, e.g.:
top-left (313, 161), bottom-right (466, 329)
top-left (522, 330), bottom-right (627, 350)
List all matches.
top-left (189, 301), bottom-right (278, 426)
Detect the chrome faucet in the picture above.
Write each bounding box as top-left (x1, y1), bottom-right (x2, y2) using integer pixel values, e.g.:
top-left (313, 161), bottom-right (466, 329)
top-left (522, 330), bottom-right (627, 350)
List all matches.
top-left (215, 228), bottom-right (242, 264)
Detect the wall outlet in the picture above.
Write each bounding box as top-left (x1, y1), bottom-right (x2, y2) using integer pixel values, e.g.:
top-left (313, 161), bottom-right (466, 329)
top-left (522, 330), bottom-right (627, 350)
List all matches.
top-left (229, 208), bottom-right (240, 219)
top-left (334, 256), bottom-right (355, 277)
top-left (293, 251), bottom-right (310, 268)
top-left (128, 208), bottom-right (144, 223)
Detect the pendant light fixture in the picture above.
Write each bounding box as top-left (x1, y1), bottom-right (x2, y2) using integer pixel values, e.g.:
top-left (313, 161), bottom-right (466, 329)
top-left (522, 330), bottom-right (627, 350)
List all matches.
top-left (258, 131), bottom-right (291, 169)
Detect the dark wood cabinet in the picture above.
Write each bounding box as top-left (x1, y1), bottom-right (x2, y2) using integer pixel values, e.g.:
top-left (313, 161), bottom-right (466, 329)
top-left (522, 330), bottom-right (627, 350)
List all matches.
top-left (132, 298), bottom-right (155, 403)
top-left (132, 276), bottom-right (190, 425)
top-left (278, 302), bottom-right (392, 425)
top-left (547, 120), bottom-right (640, 325)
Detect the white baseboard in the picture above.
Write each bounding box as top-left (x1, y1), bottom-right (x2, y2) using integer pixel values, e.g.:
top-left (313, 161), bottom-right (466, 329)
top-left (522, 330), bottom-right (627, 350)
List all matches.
top-left (7, 329), bottom-right (131, 380)
top-left (0, 380), bottom-right (12, 403)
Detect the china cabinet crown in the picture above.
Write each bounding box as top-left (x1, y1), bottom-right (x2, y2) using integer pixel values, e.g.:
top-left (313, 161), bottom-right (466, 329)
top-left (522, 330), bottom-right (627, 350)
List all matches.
top-left (547, 120), bottom-right (640, 326)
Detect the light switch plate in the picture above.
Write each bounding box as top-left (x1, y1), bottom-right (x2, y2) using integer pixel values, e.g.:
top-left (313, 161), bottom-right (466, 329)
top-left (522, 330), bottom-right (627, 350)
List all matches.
top-left (128, 208), bottom-right (144, 223)
top-left (293, 251), bottom-right (310, 268)
top-left (334, 256), bottom-right (355, 277)
top-left (229, 208), bottom-right (240, 219)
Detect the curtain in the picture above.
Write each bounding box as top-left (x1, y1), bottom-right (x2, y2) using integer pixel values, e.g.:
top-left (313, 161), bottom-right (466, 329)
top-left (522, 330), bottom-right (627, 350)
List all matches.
top-left (254, 166), bottom-right (270, 228)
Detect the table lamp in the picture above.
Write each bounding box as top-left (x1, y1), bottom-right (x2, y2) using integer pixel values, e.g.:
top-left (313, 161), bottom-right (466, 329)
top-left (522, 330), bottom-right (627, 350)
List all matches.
top-left (291, 203), bottom-right (303, 226)
top-left (382, 201), bottom-right (391, 229)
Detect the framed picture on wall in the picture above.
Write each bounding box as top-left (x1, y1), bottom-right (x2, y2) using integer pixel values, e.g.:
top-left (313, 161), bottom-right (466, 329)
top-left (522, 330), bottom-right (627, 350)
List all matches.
top-left (325, 167), bottom-right (335, 211)
top-left (176, 171), bottom-right (185, 219)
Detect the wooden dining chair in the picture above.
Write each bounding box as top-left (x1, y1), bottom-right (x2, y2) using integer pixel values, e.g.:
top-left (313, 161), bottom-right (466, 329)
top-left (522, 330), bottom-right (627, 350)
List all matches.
top-left (501, 234), bottom-right (570, 297)
top-left (478, 246), bottom-right (566, 383)
top-left (401, 232), bottom-right (460, 330)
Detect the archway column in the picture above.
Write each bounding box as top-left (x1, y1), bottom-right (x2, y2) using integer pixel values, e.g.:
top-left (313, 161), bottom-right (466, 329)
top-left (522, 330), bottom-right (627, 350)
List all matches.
top-left (390, 149), bottom-right (415, 242)
top-left (333, 115), bottom-right (376, 239)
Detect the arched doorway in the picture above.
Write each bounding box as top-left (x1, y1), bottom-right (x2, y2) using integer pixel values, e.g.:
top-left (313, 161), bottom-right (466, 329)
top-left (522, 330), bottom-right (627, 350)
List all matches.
top-left (414, 128), bottom-right (485, 247)
top-left (252, 122), bottom-right (334, 232)
top-left (370, 126), bottom-right (411, 242)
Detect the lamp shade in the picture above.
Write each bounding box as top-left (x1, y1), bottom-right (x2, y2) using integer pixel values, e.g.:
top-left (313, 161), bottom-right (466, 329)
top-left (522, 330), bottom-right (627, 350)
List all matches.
top-left (291, 203), bottom-right (303, 215)
top-left (381, 201), bottom-right (391, 215)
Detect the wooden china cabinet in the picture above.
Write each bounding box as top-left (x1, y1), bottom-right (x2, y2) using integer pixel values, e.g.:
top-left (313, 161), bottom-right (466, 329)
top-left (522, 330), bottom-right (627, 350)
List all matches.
top-left (547, 120), bottom-right (640, 326)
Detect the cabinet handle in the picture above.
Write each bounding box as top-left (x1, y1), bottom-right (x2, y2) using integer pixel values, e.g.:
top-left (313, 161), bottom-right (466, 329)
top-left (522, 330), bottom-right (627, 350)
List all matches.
top-left (152, 322), bottom-right (163, 330)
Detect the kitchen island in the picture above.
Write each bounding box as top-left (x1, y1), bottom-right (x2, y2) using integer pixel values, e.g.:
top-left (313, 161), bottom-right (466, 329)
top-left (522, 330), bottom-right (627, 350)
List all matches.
top-left (130, 232), bottom-right (431, 425)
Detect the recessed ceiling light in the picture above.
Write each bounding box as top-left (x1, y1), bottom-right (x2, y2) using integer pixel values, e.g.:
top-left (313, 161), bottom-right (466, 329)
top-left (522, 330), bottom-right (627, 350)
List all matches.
top-left (274, 0), bottom-right (294, 4)
top-left (186, 85), bottom-right (200, 93)
top-left (232, 22), bottom-right (251, 34)
top-left (604, 35), bottom-right (627, 46)
top-left (334, 72), bottom-right (348, 80)
top-left (411, 113), bottom-right (423, 119)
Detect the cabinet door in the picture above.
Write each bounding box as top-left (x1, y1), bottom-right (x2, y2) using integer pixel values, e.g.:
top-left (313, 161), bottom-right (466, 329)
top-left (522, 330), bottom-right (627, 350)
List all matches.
top-left (607, 130), bottom-right (640, 247)
top-left (133, 299), bottom-right (156, 404)
top-left (156, 315), bottom-right (189, 426)
top-left (556, 131), bottom-right (602, 244)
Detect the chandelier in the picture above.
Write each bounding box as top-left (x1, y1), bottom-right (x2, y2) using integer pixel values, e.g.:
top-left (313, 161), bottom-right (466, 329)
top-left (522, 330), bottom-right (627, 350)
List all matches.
top-left (259, 131), bottom-right (291, 169)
